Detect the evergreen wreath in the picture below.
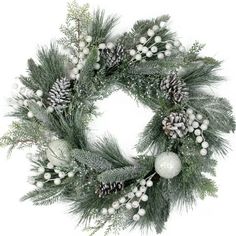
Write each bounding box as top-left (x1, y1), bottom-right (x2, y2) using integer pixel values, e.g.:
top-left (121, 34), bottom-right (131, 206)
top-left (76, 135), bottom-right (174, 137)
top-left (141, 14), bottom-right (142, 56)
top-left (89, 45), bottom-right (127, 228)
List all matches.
top-left (1, 2), bottom-right (235, 235)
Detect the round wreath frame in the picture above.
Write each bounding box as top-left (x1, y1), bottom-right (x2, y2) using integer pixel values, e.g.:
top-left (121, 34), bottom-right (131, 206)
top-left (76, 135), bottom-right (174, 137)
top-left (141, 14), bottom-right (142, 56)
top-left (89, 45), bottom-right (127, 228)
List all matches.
top-left (1, 3), bottom-right (235, 235)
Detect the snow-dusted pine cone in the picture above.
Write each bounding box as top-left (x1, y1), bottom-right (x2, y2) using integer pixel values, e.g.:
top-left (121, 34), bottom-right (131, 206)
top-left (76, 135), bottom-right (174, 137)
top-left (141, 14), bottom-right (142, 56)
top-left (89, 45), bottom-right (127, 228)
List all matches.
top-left (160, 71), bottom-right (189, 103)
top-left (162, 112), bottom-right (188, 139)
top-left (101, 45), bottom-right (125, 70)
top-left (48, 78), bottom-right (72, 111)
top-left (96, 182), bottom-right (124, 197)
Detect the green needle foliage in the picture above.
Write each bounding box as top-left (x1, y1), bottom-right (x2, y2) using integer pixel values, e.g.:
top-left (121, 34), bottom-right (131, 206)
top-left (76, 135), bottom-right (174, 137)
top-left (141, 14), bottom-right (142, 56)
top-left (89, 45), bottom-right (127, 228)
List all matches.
top-left (0, 2), bottom-right (235, 235)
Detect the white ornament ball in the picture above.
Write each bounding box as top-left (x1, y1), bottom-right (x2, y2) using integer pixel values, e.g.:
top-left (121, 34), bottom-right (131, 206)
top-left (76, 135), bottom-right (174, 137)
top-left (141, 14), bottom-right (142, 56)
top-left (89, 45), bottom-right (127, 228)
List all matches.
top-left (59, 172), bottom-right (66, 178)
top-left (108, 208), bottom-right (115, 215)
top-left (154, 36), bottom-right (162, 43)
top-left (128, 192), bottom-right (135, 199)
top-left (200, 124), bottom-right (208, 131)
top-left (112, 201), bottom-right (120, 209)
top-left (202, 141), bottom-right (209, 149)
top-left (188, 126), bottom-right (194, 133)
top-left (147, 29), bottom-right (155, 37)
top-left (101, 208), bottom-right (108, 215)
top-left (138, 209), bottom-right (146, 216)
top-left (146, 51), bottom-right (153, 58)
top-left (165, 43), bottom-right (173, 50)
top-left (200, 148), bottom-right (207, 156)
top-left (132, 201), bottom-right (139, 208)
top-left (140, 186), bottom-right (147, 192)
top-left (146, 180), bottom-right (153, 187)
top-left (140, 37), bottom-right (147, 44)
top-left (133, 214), bottom-right (140, 221)
top-left (196, 114), bottom-right (203, 120)
top-left (135, 54), bottom-right (142, 61)
top-left (132, 186), bottom-right (138, 193)
top-left (189, 114), bottom-right (196, 121)
top-left (151, 46), bottom-right (158, 53)
top-left (85, 35), bottom-right (92, 43)
top-left (157, 52), bottom-right (164, 59)
top-left (140, 179), bottom-right (146, 186)
top-left (125, 202), bottom-right (132, 210)
top-left (46, 139), bottom-right (71, 167)
top-left (54, 178), bottom-right (61, 185)
top-left (130, 49), bottom-right (136, 56)
top-left (155, 152), bottom-right (182, 179)
top-left (141, 194), bottom-right (148, 202)
top-left (27, 111), bottom-right (34, 118)
top-left (36, 90), bottom-right (43, 97)
top-left (196, 136), bottom-right (203, 143)
top-left (36, 181), bottom-right (44, 188)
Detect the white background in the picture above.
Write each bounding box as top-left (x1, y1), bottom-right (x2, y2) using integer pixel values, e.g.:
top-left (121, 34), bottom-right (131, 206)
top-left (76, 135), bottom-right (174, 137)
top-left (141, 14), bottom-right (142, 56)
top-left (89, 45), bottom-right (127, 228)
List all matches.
top-left (0, 0), bottom-right (236, 235)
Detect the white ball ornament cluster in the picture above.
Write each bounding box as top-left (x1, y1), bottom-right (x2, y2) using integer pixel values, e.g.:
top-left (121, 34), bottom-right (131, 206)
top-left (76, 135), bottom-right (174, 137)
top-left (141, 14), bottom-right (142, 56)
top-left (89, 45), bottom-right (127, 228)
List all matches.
top-left (155, 152), bottom-right (182, 179)
top-left (186, 108), bottom-right (210, 156)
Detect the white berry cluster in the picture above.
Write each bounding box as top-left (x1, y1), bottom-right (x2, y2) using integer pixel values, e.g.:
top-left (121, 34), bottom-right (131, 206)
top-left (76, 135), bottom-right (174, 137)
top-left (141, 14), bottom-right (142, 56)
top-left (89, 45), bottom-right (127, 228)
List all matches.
top-left (28, 159), bottom-right (75, 188)
top-left (69, 35), bottom-right (93, 80)
top-left (186, 108), bottom-right (209, 156)
top-left (101, 174), bottom-right (155, 222)
top-left (129, 22), bottom-right (184, 62)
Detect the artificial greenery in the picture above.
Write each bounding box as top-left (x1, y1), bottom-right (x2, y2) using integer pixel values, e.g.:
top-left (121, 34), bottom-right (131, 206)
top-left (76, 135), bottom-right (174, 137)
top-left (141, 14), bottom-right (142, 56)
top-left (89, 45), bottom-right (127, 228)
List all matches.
top-left (0, 2), bottom-right (235, 235)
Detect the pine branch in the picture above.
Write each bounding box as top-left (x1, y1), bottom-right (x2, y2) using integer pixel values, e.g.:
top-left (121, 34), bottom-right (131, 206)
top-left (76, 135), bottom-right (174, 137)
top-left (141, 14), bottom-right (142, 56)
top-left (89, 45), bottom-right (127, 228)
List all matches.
top-left (71, 149), bottom-right (113, 172)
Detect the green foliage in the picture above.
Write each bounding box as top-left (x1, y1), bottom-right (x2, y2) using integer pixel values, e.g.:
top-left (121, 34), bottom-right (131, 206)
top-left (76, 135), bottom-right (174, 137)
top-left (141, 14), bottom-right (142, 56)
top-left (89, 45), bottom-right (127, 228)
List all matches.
top-left (59, 1), bottom-right (91, 48)
top-left (88, 9), bottom-right (119, 44)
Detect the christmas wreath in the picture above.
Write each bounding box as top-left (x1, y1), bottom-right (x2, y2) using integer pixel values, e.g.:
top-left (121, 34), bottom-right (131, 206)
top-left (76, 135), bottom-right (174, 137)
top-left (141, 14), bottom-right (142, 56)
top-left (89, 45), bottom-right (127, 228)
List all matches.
top-left (1, 2), bottom-right (235, 235)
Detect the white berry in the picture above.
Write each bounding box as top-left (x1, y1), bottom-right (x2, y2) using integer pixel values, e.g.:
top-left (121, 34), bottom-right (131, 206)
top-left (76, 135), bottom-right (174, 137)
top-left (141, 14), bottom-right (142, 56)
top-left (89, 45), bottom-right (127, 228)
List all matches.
top-left (203, 119), bottom-right (209, 125)
top-left (138, 209), bottom-right (146, 216)
top-left (36, 90), bottom-right (43, 97)
top-left (101, 208), bottom-right (107, 215)
top-left (94, 63), bottom-right (101, 70)
top-left (23, 100), bottom-right (29, 106)
top-left (164, 50), bottom-right (171, 57)
top-left (140, 179), bottom-right (146, 186)
top-left (192, 121), bottom-right (199, 128)
top-left (154, 36), bottom-right (162, 43)
top-left (189, 114), bottom-right (196, 121)
top-left (200, 124), bottom-right (208, 131)
top-left (85, 35), bottom-right (92, 43)
top-left (187, 108), bottom-right (193, 114)
top-left (130, 49), bottom-right (136, 56)
top-left (36, 101), bottom-right (43, 107)
top-left (194, 129), bottom-right (201, 136)
top-left (160, 21), bottom-right (166, 28)
top-left (98, 43), bottom-right (106, 50)
top-left (200, 148), bottom-right (207, 156)
top-left (108, 208), bottom-right (115, 215)
top-left (142, 46), bottom-right (148, 54)
top-left (133, 214), bottom-right (140, 221)
top-left (202, 141), bottom-right (209, 148)
top-left (165, 43), bottom-right (173, 50)
top-left (125, 202), bottom-right (132, 209)
top-left (196, 136), bottom-right (203, 143)
top-left (188, 126), bottom-right (194, 133)
top-left (59, 172), bottom-right (66, 178)
top-left (119, 197), bottom-right (126, 204)
top-left (79, 41), bottom-right (86, 48)
top-left (128, 192), bottom-right (135, 199)
top-left (140, 37), bottom-right (147, 44)
top-left (78, 52), bottom-right (85, 59)
top-left (72, 57), bottom-right (78, 64)
top-left (132, 201), bottom-right (139, 208)
top-left (135, 191), bottom-right (142, 197)
top-left (152, 25), bottom-right (159, 31)
top-left (68, 172), bottom-right (75, 178)
top-left (137, 44), bottom-right (143, 51)
top-left (146, 51), bottom-right (153, 58)
top-left (147, 29), bottom-right (155, 37)
top-left (38, 167), bottom-right (45, 174)
top-left (112, 201), bottom-right (120, 209)
top-left (174, 40), bottom-right (181, 47)
top-left (141, 194), bottom-right (148, 202)
top-left (44, 173), bottom-right (51, 180)
top-left (132, 187), bottom-right (138, 193)
top-left (47, 106), bottom-right (54, 113)
top-left (140, 186), bottom-right (147, 192)
top-left (54, 178), bottom-right (61, 185)
top-left (36, 181), bottom-right (44, 188)
top-left (135, 54), bottom-right (142, 61)
top-left (83, 48), bottom-right (90, 55)
top-left (27, 111), bottom-right (34, 119)
top-left (157, 52), bottom-right (164, 59)
top-left (146, 180), bottom-right (153, 187)
top-left (47, 162), bottom-right (54, 169)
top-left (77, 63), bottom-right (83, 70)
top-left (196, 114), bottom-right (203, 120)
top-left (151, 46), bottom-right (158, 53)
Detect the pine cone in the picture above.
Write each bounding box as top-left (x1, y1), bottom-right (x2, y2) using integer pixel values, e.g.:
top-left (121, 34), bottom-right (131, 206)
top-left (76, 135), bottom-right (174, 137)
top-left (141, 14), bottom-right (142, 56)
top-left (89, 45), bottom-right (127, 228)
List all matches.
top-left (101, 44), bottom-right (125, 70)
top-left (48, 78), bottom-right (72, 111)
top-left (96, 182), bottom-right (124, 197)
top-left (160, 71), bottom-right (189, 103)
top-left (162, 112), bottom-right (188, 139)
